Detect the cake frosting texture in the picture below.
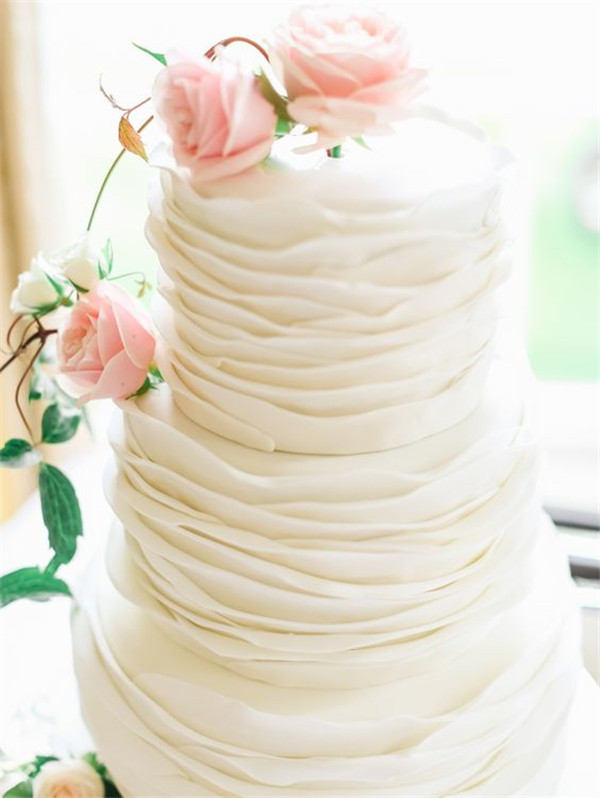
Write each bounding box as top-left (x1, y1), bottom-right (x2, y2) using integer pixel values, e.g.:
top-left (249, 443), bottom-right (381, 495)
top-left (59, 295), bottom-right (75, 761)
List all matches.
top-left (72, 112), bottom-right (581, 796)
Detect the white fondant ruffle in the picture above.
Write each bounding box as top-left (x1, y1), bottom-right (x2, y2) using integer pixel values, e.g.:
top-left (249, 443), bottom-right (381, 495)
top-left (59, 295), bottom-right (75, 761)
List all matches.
top-left (73, 516), bottom-right (579, 797)
top-left (145, 112), bottom-right (513, 454)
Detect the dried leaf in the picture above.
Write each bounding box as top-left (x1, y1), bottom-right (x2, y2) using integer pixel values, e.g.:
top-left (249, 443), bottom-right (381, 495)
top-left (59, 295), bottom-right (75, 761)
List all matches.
top-left (118, 116), bottom-right (148, 161)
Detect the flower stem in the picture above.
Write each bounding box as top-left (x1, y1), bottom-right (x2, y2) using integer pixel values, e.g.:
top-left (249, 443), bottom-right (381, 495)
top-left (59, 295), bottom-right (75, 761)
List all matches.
top-left (14, 339), bottom-right (44, 440)
top-left (106, 271), bottom-right (147, 283)
top-left (204, 36), bottom-right (270, 62)
top-left (86, 115), bottom-right (154, 232)
top-left (0, 328), bottom-right (56, 374)
top-left (327, 145), bottom-right (343, 159)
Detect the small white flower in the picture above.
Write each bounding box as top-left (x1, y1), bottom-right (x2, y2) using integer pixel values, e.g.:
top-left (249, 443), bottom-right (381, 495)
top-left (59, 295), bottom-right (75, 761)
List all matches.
top-left (10, 254), bottom-right (67, 315)
top-left (33, 758), bottom-right (105, 798)
top-left (53, 234), bottom-right (102, 292)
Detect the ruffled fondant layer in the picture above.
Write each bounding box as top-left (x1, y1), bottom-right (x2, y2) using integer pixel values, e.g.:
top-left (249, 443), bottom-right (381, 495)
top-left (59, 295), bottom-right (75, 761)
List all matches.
top-left (72, 358), bottom-right (580, 795)
top-left (96, 355), bottom-right (544, 687)
top-left (73, 516), bottom-right (579, 797)
top-left (146, 115), bottom-right (513, 454)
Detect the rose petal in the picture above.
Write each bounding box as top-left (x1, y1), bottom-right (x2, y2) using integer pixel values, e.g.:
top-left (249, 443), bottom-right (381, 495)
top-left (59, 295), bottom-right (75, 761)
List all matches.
top-left (82, 349), bottom-right (147, 401)
top-left (110, 302), bottom-right (155, 371)
top-left (97, 302), bottom-right (122, 365)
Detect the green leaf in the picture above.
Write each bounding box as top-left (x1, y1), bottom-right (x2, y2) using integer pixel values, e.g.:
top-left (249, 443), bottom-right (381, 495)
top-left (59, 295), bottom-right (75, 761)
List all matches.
top-left (82, 752), bottom-right (109, 780)
top-left (102, 778), bottom-right (123, 797)
top-left (41, 403), bottom-right (82, 444)
top-left (43, 271), bottom-right (70, 299)
top-left (133, 42), bottom-right (167, 66)
top-left (0, 438), bottom-right (40, 469)
top-left (23, 755), bottom-right (60, 779)
top-left (3, 780), bottom-right (33, 798)
top-left (353, 135), bottom-right (371, 150)
top-left (100, 238), bottom-right (114, 277)
top-left (128, 364), bottom-right (164, 399)
top-left (0, 567), bottom-right (71, 609)
top-left (29, 368), bottom-right (57, 402)
top-left (1, 438), bottom-right (32, 459)
top-left (256, 69), bottom-right (293, 124)
top-left (275, 117), bottom-right (293, 137)
top-left (128, 376), bottom-right (152, 398)
top-left (39, 463), bottom-right (83, 565)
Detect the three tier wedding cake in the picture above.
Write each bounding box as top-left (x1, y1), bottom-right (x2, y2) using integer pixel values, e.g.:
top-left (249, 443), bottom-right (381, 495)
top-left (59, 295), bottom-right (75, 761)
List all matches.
top-left (72, 6), bottom-right (581, 796)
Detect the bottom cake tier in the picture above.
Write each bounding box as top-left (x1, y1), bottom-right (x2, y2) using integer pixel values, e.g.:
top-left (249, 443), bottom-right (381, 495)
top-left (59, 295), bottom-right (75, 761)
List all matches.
top-left (72, 513), bottom-right (580, 798)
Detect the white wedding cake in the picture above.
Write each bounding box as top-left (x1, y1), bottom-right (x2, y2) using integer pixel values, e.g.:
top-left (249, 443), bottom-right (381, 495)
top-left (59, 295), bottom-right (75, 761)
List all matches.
top-left (72, 10), bottom-right (582, 795)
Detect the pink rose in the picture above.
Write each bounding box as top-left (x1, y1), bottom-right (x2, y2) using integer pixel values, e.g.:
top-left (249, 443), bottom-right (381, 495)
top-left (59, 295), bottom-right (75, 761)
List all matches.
top-left (57, 281), bottom-right (155, 403)
top-left (270, 5), bottom-right (427, 148)
top-left (152, 51), bottom-right (277, 181)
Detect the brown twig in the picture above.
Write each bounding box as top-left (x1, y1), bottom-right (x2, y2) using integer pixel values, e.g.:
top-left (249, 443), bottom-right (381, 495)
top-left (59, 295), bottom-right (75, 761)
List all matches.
top-left (99, 77), bottom-right (152, 116)
top-left (13, 317), bottom-right (38, 354)
top-left (2, 320), bottom-right (57, 440)
top-left (204, 36), bottom-right (270, 62)
top-left (5, 314), bottom-right (24, 351)
top-left (13, 339), bottom-right (44, 440)
top-left (0, 326), bottom-right (57, 374)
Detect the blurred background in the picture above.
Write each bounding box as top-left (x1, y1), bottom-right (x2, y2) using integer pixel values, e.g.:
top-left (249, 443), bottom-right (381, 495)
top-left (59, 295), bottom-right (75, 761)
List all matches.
top-left (0, 0), bottom-right (598, 771)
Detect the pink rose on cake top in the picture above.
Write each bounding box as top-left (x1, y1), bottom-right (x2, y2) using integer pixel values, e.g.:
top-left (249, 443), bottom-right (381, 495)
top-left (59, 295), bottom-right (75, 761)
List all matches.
top-left (270, 4), bottom-right (427, 149)
top-left (152, 50), bottom-right (277, 181)
top-left (57, 280), bottom-right (155, 403)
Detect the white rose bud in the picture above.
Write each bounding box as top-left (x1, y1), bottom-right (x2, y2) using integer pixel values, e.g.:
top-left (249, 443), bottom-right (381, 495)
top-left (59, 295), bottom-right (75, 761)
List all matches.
top-left (10, 254), bottom-right (64, 314)
top-left (54, 234), bottom-right (101, 292)
top-left (33, 758), bottom-right (105, 798)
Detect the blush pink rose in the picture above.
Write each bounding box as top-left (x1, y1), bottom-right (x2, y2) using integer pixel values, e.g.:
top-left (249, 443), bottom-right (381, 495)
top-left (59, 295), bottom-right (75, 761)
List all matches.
top-left (57, 281), bottom-right (155, 403)
top-left (270, 5), bottom-right (427, 148)
top-left (152, 51), bottom-right (277, 181)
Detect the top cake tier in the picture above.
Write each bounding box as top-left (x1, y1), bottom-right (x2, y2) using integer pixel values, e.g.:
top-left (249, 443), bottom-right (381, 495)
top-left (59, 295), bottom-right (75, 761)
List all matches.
top-left (147, 112), bottom-right (514, 455)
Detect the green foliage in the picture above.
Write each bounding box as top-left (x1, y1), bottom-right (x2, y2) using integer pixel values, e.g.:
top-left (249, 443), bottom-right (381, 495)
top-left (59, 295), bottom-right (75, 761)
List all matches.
top-left (22, 755), bottom-right (60, 780)
top-left (0, 567), bottom-right (71, 609)
top-left (83, 752), bottom-right (109, 779)
top-left (353, 135), bottom-right (371, 150)
top-left (275, 118), bottom-right (294, 137)
top-left (133, 42), bottom-right (167, 66)
top-left (256, 70), bottom-right (293, 125)
top-left (3, 781), bottom-right (33, 798)
top-left (0, 438), bottom-right (33, 460)
top-left (99, 238), bottom-right (114, 278)
top-left (103, 778), bottom-right (124, 797)
top-left (28, 367), bottom-right (57, 402)
top-left (41, 403), bottom-right (82, 444)
top-left (129, 364), bottom-right (165, 398)
top-left (39, 463), bottom-right (83, 566)
top-left (82, 753), bottom-right (123, 796)
top-left (0, 438), bottom-right (40, 469)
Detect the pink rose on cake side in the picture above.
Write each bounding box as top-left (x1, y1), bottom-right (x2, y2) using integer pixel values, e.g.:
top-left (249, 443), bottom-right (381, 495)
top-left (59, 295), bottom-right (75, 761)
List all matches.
top-left (153, 51), bottom-right (277, 181)
top-left (57, 281), bottom-right (156, 403)
top-left (270, 5), bottom-right (427, 148)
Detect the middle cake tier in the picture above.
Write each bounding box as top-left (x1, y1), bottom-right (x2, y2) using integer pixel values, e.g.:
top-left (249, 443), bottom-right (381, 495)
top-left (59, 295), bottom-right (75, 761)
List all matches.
top-left (106, 354), bottom-right (547, 690)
